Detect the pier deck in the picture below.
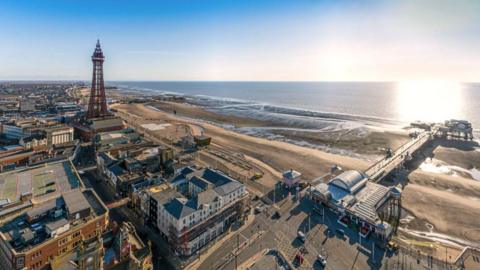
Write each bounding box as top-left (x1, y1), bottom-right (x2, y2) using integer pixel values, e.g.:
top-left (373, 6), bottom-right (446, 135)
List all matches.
top-left (366, 131), bottom-right (431, 182)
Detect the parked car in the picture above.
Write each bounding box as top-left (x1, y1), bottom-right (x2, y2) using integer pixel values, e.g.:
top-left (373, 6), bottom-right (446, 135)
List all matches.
top-left (297, 231), bottom-right (306, 242)
top-left (317, 254), bottom-right (327, 266)
top-left (254, 205), bottom-right (266, 214)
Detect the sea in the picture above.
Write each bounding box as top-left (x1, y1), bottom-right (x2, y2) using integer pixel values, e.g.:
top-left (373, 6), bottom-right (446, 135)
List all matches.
top-left (110, 80), bottom-right (480, 180)
top-left (111, 81), bottom-right (480, 134)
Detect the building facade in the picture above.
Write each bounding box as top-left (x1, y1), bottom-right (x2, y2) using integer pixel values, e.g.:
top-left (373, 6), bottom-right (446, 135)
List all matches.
top-left (44, 126), bottom-right (74, 146)
top-left (149, 168), bottom-right (248, 256)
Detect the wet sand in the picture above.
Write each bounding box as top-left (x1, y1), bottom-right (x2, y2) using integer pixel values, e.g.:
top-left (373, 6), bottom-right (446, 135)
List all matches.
top-left (148, 101), bottom-right (410, 159)
top-left (400, 139), bottom-right (480, 245)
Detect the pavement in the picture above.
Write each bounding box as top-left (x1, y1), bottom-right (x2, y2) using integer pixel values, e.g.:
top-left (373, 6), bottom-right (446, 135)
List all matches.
top-left (197, 187), bottom-right (451, 270)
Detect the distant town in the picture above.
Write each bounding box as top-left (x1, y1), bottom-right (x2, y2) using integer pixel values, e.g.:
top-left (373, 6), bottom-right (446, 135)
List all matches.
top-left (0, 41), bottom-right (478, 270)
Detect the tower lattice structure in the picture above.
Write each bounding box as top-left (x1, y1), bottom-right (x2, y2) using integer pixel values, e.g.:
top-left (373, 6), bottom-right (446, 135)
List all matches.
top-left (87, 40), bottom-right (108, 119)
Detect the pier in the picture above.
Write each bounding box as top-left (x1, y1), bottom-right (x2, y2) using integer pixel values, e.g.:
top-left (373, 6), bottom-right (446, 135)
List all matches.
top-left (366, 130), bottom-right (431, 182)
top-left (365, 119), bottom-right (474, 183)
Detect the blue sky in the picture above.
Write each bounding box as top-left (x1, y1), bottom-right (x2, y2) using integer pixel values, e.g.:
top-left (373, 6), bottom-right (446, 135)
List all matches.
top-left (1, 0), bottom-right (479, 81)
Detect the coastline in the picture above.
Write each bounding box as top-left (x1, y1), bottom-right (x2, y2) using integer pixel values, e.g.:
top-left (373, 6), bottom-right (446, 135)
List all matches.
top-left (100, 86), bottom-right (480, 250)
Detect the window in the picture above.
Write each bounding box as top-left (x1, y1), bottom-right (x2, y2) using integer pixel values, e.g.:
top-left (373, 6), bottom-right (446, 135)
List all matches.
top-left (58, 238), bottom-right (68, 246)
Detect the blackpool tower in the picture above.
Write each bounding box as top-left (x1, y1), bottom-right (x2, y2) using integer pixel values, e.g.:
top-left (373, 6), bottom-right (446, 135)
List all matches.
top-left (87, 40), bottom-right (108, 119)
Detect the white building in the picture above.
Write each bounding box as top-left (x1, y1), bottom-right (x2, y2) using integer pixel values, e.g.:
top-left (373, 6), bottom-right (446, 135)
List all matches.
top-left (282, 169), bottom-right (302, 187)
top-left (150, 168), bottom-right (248, 256)
top-left (44, 125), bottom-right (74, 146)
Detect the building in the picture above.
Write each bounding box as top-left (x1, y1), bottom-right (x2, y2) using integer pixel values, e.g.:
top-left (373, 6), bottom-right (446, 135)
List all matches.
top-left (94, 128), bottom-right (142, 152)
top-left (19, 134), bottom-right (48, 150)
top-left (1, 119), bottom-right (39, 140)
top-left (103, 222), bottom-right (153, 270)
top-left (19, 100), bottom-right (36, 112)
top-left (0, 145), bottom-right (33, 172)
top-left (193, 135), bottom-right (211, 147)
top-left (19, 125), bottom-right (73, 149)
top-left (453, 246), bottom-right (480, 269)
top-left (44, 125), bottom-right (74, 146)
top-left (0, 189), bottom-right (109, 270)
top-left (309, 170), bottom-right (401, 240)
top-left (0, 160), bottom-right (82, 220)
top-left (148, 168), bottom-right (248, 256)
top-left (97, 143), bottom-right (173, 196)
top-left (74, 116), bottom-right (126, 142)
top-left (282, 169), bottom-right (302, 188)
top-left (50, 221), bottom-right (153, 270)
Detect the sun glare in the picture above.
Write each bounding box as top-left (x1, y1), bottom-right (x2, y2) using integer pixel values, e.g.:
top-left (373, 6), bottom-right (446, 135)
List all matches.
top-left (395, 80), bottom-right (464, 123)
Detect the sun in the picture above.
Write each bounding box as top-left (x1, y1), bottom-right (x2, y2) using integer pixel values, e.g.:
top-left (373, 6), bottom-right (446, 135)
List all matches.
top-left (395, 80), bottom-right (464, 123)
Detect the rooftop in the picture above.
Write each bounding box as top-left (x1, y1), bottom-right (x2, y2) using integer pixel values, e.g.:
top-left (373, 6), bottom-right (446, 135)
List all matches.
top-left (154, 168), bottom-right (245, 220)
top-left (45, 218), bottom-right (69, 231)
top-left (311, 170), bottom-right (398, 224)
top-left (0, 160), bottom-right (81, 202)
top-left (63, 189), bottom-right (91, 216)
top-left (90, 117), bottom-right (124, 130)
top-left (329, 170), bottom-right (368, 193)
top-left (0, 188), bottom-right (107, 253)
top-left (283, 169), bottom-right (301, 179)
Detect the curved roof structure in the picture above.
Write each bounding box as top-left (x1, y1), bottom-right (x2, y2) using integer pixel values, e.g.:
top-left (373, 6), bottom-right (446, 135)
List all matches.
top-left (329, 170), bottom-right (367, 193)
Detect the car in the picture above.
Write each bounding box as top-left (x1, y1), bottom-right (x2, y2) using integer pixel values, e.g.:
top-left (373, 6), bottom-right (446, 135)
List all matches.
top-left (294, 253), bottom-right (304, 266)
top-left (250, 173), bottom-right (263, 180)
top-left (317, 254), bottom-right (327, 266)
top-left (254, 205), bottom-right (266, 214)
top-left (272, 211), bottom-right (281, 219)
top-left (297, 231), bottom-right (306, 242)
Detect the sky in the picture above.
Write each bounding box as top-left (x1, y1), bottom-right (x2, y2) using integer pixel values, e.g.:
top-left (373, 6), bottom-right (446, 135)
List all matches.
top-left (0, 0), bottom-right (479, 81)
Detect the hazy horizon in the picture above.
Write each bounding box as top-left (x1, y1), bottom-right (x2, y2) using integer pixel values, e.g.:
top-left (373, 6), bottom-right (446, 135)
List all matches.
top-left (1, 0), bottom-right (480, 82)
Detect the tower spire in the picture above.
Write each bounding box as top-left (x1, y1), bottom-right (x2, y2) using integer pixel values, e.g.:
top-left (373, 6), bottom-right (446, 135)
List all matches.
top-left (87, 40), bottom-right (108, 119)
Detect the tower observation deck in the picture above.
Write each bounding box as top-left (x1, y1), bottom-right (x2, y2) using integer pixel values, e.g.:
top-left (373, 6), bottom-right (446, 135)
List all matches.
top-left (87, 40), bottom-right (108, 119)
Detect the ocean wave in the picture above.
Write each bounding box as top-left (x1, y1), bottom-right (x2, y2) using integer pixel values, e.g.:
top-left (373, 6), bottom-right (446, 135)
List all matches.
top-left (114, 83), bottom-right (404, 128)
top-left (184, 94), bottom-right (406, 131)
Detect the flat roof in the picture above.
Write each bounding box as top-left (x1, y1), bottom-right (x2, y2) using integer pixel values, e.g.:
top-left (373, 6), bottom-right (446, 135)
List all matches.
top-left (0, 160), bottom-right (81, 202)
top-left (63, 189), bottom-right (90, 215)
top-left (45, 218), bottom-right (69, 231)
top-left (0, 189), bottom-right (107, 253)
